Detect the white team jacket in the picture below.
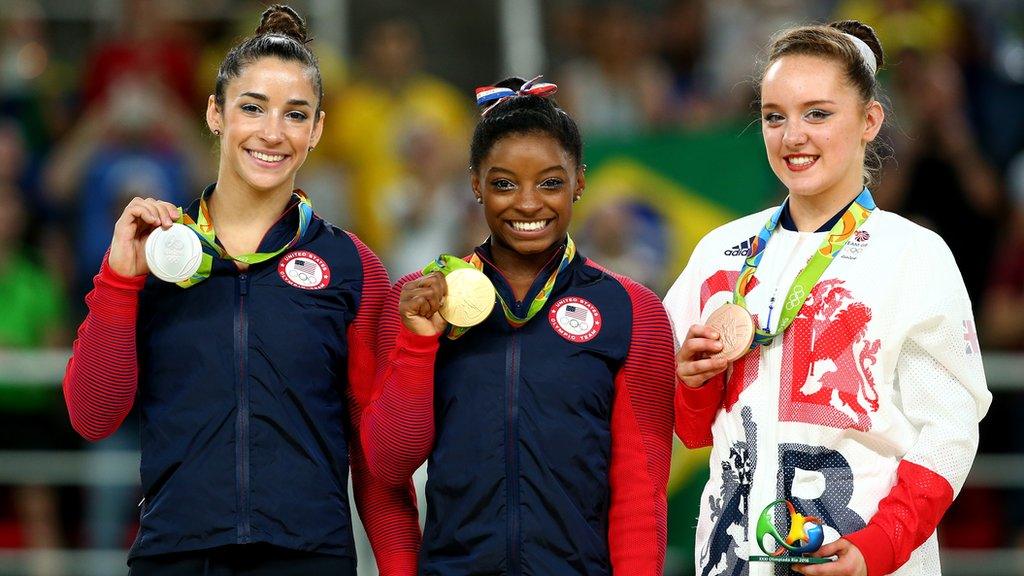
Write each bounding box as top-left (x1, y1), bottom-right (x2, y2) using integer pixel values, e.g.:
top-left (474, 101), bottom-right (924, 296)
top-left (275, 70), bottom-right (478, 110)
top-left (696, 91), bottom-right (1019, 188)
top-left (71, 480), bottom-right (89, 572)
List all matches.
top-left (664, 205), bottom-right (991, 576)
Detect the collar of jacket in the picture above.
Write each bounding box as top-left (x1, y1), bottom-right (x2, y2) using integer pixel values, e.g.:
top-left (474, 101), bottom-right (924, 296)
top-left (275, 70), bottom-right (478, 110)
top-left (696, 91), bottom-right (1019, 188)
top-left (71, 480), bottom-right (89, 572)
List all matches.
top-left (184, 182), bottom-right (322, 255)
top-left (473, 236), bottom-right (582, 309)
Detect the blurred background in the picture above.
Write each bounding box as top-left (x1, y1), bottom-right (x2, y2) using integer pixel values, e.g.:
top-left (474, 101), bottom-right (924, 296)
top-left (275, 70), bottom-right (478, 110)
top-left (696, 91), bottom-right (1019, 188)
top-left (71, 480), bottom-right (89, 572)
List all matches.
top-left (0, 0), bottom-right (1022, 574)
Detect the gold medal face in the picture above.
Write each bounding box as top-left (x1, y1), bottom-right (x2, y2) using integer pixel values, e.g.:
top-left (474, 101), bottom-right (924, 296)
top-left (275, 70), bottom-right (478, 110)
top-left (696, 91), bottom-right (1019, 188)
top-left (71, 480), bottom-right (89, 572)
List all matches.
top-left (441, 268), bottom-right (496, 328)
top-left (705, 303), bottom-right (755, 362)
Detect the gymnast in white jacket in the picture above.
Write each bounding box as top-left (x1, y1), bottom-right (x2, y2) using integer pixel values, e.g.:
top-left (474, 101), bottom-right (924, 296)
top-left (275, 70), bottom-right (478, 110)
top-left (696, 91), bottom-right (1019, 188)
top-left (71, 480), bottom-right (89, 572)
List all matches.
top-left (664, 19), bottom-right (992, 576)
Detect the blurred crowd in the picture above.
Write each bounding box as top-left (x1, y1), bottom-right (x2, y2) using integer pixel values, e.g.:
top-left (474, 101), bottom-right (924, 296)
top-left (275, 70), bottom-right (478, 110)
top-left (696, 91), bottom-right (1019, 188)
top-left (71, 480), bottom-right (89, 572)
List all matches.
top-left (0, 0), bottom-right (1022, 573)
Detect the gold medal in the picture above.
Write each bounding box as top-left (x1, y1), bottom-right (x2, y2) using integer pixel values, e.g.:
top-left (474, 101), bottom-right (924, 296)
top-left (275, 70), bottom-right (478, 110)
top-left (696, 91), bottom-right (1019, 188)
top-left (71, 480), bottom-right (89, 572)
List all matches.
top-left (705, 303), bottom-right (755, 362)
top-left (440, 268), bottom-right (496, 328)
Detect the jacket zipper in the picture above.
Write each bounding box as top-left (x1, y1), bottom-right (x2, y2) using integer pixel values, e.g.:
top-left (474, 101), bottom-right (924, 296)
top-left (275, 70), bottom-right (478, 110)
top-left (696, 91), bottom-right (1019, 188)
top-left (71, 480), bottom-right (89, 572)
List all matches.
top-left (506, 331), bottom-right (522, 575)
top-left (236, 272), bottom-right (251, 542)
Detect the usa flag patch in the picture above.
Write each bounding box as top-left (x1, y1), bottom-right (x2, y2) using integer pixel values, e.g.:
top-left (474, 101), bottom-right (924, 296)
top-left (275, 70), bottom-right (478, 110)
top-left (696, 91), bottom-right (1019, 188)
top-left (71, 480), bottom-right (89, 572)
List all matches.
top-left (549, 296), bottom-right (602, 343)
top-left (279, 250), bottom-right (331, 290)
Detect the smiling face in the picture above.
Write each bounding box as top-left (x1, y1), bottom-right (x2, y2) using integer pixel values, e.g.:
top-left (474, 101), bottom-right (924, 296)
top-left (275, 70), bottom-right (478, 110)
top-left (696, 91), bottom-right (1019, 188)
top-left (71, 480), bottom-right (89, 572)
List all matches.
top-left (206, 57), bottom-right (324, 197)
top-left (472, 131), bottom-right (584, 262)
top-left (760, 54), bottom-right (882, 205)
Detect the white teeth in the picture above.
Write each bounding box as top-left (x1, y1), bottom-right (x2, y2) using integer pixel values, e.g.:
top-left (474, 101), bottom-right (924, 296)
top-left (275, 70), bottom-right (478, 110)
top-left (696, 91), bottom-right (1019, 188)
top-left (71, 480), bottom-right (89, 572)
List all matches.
top-left (510, 220), bottom-right (549, 231)
top-left (788, 156), bottom-right (816, 166)
top-left (251, 150), bottom-right (285, 162)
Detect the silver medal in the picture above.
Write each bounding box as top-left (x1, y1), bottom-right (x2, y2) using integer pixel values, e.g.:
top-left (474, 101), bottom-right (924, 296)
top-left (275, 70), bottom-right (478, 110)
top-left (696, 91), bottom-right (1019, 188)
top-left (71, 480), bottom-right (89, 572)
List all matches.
top-left (145, 223), bottom-right (203, 283)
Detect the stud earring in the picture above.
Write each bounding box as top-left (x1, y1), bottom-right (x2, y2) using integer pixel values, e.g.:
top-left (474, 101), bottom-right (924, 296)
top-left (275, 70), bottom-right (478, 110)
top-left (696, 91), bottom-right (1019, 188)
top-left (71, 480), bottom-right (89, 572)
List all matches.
top-left (308, 146), bottom-right (315, 152)
top-left (213, 129), bottom-right (221, 136)
top-left (475, 197), bottom-right (483, 205)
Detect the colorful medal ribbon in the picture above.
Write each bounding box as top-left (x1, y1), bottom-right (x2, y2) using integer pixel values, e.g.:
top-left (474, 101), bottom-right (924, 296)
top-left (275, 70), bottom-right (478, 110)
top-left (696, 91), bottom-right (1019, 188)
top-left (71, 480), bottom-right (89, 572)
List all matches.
top-left (174, 187), bottom-right (314, 288)
top-left (424, 236), bottom-right (576, 339)
top-left (734, 188), bottom-right (875, 348)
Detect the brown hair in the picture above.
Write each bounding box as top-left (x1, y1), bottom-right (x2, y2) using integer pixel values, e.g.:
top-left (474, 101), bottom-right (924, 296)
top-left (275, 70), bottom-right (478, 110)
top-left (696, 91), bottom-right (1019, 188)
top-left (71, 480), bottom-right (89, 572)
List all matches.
top-left (214, 5), bottom-right (323, 115)
top-left (758, 20), bottom-right (887, 185)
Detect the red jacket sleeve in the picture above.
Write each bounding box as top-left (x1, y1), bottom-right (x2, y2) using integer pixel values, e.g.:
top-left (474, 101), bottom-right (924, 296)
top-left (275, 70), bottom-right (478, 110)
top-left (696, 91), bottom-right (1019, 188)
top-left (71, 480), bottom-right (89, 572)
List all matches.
top-left (606, 275), bottom-right (676, 575)
top-left (360, 271), bottom-right (440, 486)
top-left (844, 453), bottom-right (955, 576)
top-left (344, 234), bottom-right (421, 575)
top-left (63, 255), bottom-right (146, 441)
top-left (674, 372), bottom-right (725, 449)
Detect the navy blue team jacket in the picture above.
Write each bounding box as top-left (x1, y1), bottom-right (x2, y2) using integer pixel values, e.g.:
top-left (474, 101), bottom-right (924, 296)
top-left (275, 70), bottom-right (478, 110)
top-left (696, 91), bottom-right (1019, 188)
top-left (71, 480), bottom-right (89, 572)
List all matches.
top-left (127, 191), bottom-right (368, 559)
top-left (367, 241), bottom-right (675, 575)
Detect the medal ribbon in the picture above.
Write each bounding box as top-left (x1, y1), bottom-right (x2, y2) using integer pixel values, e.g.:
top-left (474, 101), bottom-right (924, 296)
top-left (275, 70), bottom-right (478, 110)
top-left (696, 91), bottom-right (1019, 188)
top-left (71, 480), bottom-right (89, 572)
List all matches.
top-left (423, 236), bottom-right (576, 339)
top-left (174, 188), bottom-right (314, 288)
top-left (733, 188), bottom-right (875, 348)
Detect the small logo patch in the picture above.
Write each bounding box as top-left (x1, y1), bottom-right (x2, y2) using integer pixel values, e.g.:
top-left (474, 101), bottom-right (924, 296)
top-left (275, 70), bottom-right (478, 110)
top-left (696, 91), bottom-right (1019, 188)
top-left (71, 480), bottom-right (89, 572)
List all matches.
top-left (548, 296), bottom-right (602, 342)
top-left (840, 232), bottom-right (871, 261)
top-left (279, 251), bottom-right (331, 290)
top-left (725, 236), bottom-right (756, 257)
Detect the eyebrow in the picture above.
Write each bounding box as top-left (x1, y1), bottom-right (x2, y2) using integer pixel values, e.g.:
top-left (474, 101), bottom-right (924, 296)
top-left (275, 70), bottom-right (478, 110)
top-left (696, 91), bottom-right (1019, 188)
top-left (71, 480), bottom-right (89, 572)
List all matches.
top-left (488, 164), bottom-right (567, 175)
top-left (761, 99), bottom-right (837, 109)
top-left (239, 92), bottom-right (312, 107)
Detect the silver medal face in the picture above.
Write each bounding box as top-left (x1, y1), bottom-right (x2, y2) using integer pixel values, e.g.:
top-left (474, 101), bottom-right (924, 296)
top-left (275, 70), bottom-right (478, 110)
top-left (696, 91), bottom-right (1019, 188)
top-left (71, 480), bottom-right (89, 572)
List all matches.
top-left (145, 223), bottom-right (203, 283)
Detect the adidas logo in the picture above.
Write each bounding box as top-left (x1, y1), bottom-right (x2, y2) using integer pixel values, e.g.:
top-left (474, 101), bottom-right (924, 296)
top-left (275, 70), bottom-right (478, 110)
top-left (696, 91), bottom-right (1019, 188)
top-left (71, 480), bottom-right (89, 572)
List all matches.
top-left (724, 236), bottom-right (755, 257)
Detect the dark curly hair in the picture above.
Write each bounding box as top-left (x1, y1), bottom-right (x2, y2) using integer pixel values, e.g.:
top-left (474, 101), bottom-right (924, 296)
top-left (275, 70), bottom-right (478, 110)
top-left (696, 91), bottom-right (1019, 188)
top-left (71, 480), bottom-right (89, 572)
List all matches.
top-left (214, 4), bottom-right (323, 115)
top-left (469, 77), bottom-right (583, 170)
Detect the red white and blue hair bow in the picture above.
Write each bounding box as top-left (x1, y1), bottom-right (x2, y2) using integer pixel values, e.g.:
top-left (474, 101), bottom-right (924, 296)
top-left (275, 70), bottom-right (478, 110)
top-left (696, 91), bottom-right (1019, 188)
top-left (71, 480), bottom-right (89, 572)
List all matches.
top-left (474, 75), bottom-right (558, 116)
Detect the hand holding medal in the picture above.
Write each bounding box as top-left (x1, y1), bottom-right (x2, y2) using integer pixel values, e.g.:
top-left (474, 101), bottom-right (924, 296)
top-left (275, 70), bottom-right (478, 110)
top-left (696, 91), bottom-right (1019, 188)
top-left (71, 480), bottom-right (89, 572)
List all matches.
top-left (675, 323), bottom-right (732, 389)
top-left (410, 254), bottom-right (497, 337)
top-left (108, 197), bottom-right (182, 278)
top-left (399, 271), bottom-right (451, 337)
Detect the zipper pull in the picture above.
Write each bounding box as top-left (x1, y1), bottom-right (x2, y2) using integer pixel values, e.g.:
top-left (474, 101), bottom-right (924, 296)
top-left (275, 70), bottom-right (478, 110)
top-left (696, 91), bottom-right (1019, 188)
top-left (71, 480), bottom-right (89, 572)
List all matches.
top-left (239, 273), bottom-right (248, 295)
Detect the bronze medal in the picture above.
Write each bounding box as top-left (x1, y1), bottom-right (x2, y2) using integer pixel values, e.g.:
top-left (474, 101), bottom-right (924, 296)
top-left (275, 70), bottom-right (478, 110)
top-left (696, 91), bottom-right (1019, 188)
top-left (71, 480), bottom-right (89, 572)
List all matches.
top-left (440, 268), bottom-right (496, 328)
top-left (705, 303), bottom-right (755, 362)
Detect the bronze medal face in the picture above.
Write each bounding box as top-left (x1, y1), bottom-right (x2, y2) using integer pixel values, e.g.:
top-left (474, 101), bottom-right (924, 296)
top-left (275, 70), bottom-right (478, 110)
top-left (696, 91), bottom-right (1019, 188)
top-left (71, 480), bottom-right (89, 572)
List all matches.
top-left (705, 303), bottom-right (755, 362)
top-left (441, 268), bottom-right (496, 327)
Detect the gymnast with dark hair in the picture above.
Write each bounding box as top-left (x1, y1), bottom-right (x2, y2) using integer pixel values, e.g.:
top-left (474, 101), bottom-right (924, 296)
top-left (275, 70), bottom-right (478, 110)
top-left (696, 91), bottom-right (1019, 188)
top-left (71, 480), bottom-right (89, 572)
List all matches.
top-left (361, 75), bottom-right (676, 575)
top-left (62, 5), bottom-right (419, 575)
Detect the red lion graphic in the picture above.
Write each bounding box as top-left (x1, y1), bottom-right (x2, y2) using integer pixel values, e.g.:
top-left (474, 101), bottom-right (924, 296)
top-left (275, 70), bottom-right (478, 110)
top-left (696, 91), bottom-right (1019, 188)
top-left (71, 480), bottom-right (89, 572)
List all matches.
top-left (780, 279), bottom-right (880, 431)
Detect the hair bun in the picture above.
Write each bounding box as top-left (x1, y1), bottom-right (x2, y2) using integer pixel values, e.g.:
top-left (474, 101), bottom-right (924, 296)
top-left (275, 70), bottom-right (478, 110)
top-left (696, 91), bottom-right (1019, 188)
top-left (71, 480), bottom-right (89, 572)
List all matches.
top-left (829, 19), bottom-right (884, 70)
top-left (256, 4), bottom-right (309, 43)
top-left (494, 76), bottom-right (527, 92)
